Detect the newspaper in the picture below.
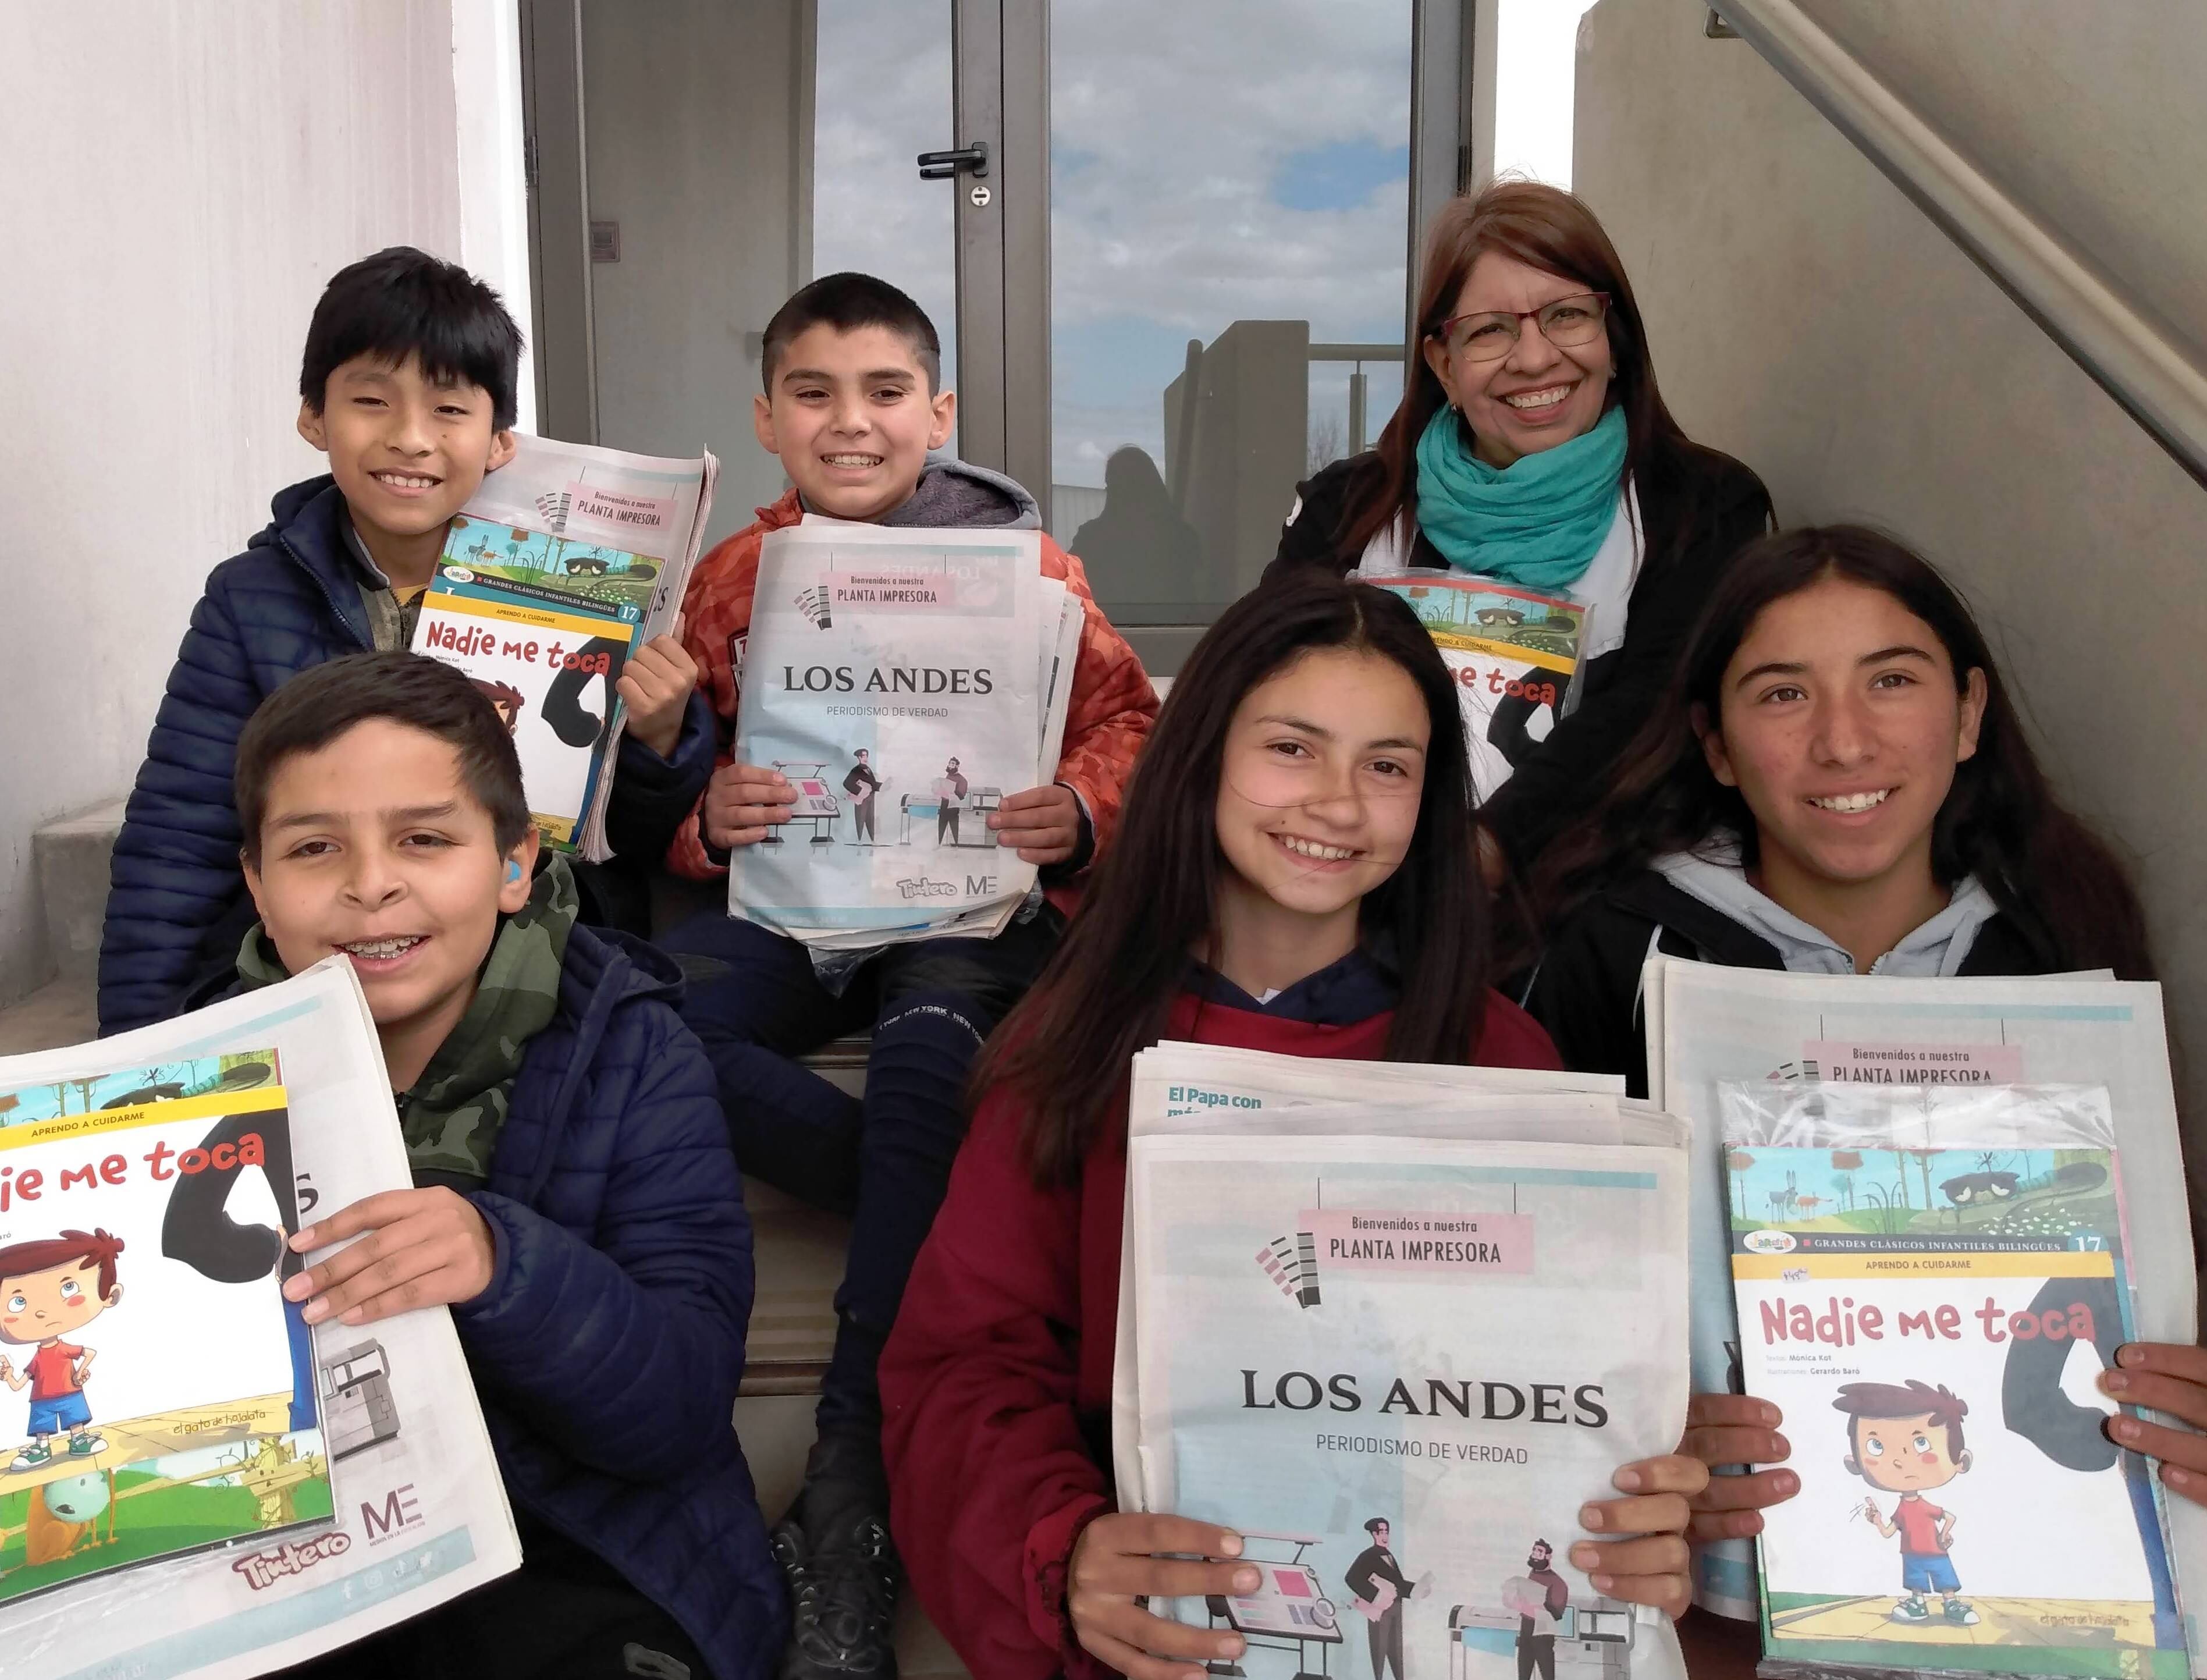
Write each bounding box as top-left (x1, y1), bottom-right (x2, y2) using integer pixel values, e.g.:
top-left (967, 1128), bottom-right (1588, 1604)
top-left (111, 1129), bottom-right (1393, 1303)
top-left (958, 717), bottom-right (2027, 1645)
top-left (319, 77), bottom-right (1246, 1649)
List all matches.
top-left (413, 434), bottom-right (719, 860)
top-left (728, 521), bottom-right (1079, 951)
top-left (1118, 1044), bottom-right (1690, 1680)
top-left (1722, 1081), bottom-right (2190, 1678)
top-left (1647, 956), bottom-right (2205, 1667)
top-left (1352, 568), bottom-right (1592, 802)
top-left (0, 961), bottom-right (518, 1678)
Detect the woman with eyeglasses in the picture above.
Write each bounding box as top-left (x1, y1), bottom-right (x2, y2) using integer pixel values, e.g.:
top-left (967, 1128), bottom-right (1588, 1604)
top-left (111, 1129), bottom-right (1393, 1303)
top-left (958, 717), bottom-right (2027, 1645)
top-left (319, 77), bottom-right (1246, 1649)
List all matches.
top-left (1268, 180), bottom-right (1772, 883)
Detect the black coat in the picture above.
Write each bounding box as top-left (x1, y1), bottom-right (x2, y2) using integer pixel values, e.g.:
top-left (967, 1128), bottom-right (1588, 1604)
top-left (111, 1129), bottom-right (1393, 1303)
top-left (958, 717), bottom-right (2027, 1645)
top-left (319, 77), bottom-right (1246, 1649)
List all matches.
top-left (1266, 442), bottom-right (1771, 869)
top-left (1523, 869), bottom-right (2064, 1097)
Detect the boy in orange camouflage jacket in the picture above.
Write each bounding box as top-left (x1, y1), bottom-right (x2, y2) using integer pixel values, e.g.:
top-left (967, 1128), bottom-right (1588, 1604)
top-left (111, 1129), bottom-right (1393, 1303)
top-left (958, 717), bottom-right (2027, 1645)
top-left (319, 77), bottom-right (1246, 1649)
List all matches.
top-left (660, 273), bottom-right (1156, 1678)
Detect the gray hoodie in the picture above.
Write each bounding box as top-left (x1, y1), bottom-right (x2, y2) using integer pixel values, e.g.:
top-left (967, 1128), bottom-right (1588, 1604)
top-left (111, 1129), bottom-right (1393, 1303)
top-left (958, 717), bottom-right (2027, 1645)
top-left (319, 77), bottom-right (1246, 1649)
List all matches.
top-left (1652, 838), bottom-right (2002, 977)
top-left (871, 456), bottom-right (1042, 531)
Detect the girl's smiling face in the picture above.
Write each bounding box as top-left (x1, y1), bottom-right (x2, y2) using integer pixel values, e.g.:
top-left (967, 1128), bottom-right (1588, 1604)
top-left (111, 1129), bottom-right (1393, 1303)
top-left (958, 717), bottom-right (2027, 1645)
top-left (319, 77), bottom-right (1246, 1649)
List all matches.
top-left (1701, 575), bottom-right (1987, 903)
top-left (1213, 647), bottom-right (1430, 923)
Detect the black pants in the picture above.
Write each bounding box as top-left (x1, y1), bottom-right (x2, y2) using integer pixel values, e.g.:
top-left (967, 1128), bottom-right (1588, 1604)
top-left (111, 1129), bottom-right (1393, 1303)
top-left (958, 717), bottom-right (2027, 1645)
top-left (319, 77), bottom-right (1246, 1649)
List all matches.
top-left (1517, 1633), bottom-right (1556, 1680)
top-left (1368, 1603), bottom-right (1403, 1679)
top-left (663, 904), bottom-right (1064, 1435)
top-left (273, 1514), bottom-right (708, 1680)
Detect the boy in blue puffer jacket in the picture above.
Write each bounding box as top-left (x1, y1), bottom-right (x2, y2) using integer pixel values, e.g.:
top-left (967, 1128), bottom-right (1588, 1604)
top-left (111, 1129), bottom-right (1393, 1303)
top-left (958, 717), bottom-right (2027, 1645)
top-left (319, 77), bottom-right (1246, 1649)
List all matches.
top-left (99, 246), bottom-right (715, 1037)
top-left (225, 651), bottom-right (779, 1678)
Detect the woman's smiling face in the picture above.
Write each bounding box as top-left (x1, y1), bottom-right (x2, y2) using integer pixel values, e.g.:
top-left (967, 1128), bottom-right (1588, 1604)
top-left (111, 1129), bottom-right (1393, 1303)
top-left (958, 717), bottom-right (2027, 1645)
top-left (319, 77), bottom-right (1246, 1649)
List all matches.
top-left (1424, 250), bottom-right (1615, 468)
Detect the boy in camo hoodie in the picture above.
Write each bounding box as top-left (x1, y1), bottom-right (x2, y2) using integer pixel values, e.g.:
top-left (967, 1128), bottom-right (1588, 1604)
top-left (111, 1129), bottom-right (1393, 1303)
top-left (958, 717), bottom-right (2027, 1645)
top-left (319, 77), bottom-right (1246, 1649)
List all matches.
top-left (219, 651), bottom-right (779, 1679)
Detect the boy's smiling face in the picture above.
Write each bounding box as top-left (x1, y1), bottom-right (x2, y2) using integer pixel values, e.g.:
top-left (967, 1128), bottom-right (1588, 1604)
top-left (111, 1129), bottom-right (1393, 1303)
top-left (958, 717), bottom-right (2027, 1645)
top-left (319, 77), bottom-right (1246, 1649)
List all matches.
top-left (754, 323), bottom-right (955, 520)
top-left (2, 1263), bottom-right (119, 1346)
top-left (1853, 1410), bottom-right (1963, 1492)
top-left (297, 352), bottom-right (516, 561)
top-left (243, 719), bottom-right (535, 1084)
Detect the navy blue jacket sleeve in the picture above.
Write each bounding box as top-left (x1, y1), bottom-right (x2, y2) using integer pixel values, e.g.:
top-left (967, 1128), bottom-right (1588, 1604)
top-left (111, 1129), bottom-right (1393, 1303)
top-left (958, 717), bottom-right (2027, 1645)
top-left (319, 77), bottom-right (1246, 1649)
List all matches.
top-left (99, 578), bottom-right (267, 1035)
top-left (454, 1007), bottom-right (750, 1481)
top-left (603, 687), bottom-right (715, 865)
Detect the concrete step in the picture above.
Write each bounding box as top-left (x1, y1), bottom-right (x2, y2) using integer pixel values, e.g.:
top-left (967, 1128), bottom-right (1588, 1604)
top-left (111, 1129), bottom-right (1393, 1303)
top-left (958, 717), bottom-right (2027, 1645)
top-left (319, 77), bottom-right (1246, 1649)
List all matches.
top-left (29, 797), bottom-right (126, 992)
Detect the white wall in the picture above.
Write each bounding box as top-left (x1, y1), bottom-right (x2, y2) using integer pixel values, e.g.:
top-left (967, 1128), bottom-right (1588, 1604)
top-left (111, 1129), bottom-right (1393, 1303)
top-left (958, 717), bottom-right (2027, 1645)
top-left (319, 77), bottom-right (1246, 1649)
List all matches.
top-left (580, 0), bottom-right (808, 546)
top-left (1575, 1), bottom-right (2207, 1115)
top-left (0, 0), bottom-right (529, 1005)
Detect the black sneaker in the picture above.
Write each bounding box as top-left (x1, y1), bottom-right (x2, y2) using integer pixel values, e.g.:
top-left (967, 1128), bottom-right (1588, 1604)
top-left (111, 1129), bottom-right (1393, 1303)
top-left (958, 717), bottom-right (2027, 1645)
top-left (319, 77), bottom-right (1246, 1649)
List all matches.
top-left (773, 1510), bottom-right (902, 1678)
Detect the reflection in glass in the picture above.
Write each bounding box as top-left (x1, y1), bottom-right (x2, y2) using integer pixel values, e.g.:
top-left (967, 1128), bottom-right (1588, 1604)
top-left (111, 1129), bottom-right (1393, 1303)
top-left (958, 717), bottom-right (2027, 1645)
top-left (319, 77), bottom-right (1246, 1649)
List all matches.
top-left (1050, 0), bottom-right (1415, 623)
top-left (811, 3), bottom-right (958, 421)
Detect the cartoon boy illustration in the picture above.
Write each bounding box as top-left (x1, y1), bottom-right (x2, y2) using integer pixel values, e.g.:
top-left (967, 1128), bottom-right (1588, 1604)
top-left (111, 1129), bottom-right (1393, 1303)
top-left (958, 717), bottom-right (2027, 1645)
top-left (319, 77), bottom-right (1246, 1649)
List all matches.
top-left (1836, 1379), bottom-right (1979, 1626)
top-left (0, 1230), bottom-right (126, 1471)
top-left (468, 677), bottom-right (528, 736)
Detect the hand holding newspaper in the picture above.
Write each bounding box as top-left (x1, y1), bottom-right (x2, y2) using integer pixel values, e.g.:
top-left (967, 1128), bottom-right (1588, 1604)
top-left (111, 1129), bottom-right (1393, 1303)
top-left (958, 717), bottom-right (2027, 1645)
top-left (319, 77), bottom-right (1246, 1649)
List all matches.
top-left (0, 961), bottom-right (516, 1679)
top-left (412, 434), bottom-right (719, 859)
top-left (726, 520), bottom-right (1083, 952)
top-left (1117, 1042), bottom-right (1692, 1680)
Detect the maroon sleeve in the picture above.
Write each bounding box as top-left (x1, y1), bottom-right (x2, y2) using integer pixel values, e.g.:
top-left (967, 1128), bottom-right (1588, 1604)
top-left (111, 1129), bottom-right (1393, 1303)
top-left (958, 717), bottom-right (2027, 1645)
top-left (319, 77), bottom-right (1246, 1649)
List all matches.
top-left (880, 1097), bottom-right (1115, 1680)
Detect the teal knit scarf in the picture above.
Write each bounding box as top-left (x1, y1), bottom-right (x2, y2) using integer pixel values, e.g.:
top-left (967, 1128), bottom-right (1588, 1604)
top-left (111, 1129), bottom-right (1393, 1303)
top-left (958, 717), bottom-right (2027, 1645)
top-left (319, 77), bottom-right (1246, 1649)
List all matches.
top-left (1413, 403), bottom-right (1627, 591)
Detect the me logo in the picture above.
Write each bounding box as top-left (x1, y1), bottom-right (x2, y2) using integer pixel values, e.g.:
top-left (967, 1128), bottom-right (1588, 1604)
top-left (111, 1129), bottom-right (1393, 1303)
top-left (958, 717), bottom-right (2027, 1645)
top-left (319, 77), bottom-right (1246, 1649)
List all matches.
top-left (361, 1482), bottom-right (425, 1543)
top-left (965, 874), bottom-right (998, 896)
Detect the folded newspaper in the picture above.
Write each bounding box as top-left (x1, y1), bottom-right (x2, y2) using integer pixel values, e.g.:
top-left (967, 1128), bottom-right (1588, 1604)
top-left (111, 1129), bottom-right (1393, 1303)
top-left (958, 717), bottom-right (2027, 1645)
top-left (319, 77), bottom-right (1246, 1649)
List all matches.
top-left (0, 961), bottom-right (517, 1678)
top-left (1723, 1079), bottom-right (2188, 1679)
top-left (1645, 957), bottom-right (2206, 1674)
top-left (412, 434), bottom-right (719, 860)
top-left (727, 520), bottom-right (1082, 952)
top-left (1117, 1042), bottom-right (1691, 1680)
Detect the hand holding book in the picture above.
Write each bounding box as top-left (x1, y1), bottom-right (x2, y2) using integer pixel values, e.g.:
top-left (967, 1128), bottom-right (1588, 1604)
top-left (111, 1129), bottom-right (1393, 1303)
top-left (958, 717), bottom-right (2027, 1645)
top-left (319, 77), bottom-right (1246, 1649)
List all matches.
top-left (1570, 1453), bottom-right (1708, 1615)
top-left (2102, 1342), bottom-right (2207, 1507)
top-left (616, 611), bottom-right (698, 759)
top-left (1679, 1392), bottom-right (1799, 1543)
top-left (283, 1185), bottom-right (497, 1327)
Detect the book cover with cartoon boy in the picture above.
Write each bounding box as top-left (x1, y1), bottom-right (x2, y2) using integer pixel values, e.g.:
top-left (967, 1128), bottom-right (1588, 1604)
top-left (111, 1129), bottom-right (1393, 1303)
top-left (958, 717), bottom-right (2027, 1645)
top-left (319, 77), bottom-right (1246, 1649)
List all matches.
top-left (1357, 574), bottom-right (1590, 803)
top-left (1722, 1080), bottom-right (2186, 1678)
top-left (414, 564), bottom-right (641, 850)
top-left (0, 1052), bottom-right (329, 1605)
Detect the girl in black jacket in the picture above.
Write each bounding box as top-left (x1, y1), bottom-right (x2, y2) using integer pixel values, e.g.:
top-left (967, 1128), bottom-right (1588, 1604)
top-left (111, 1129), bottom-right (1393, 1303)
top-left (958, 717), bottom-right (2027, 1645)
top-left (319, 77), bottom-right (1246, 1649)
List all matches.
top-left (1267, 181), bottom-right (1772, 875)
top-left (1522, 526), bottom-right (2157, 1653)
top-left (1524, 525), bottom-right (2153, 1092)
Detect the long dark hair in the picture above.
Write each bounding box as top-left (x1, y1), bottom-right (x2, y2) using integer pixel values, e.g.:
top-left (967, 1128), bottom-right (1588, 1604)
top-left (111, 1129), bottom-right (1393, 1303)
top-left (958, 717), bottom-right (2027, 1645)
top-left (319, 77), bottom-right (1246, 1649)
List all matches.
top-left (983, 576), bottom-right (1492, 1187)
top-left (1337, 180), bottom-right (1693, 560)
top-left (1533, 526), bottom-right (2154, 980)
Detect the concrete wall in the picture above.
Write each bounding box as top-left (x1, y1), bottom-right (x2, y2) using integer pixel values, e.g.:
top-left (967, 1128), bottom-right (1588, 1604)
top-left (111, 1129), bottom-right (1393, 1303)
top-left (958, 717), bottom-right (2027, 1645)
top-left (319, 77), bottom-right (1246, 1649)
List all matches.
top-left (579, 0), bottom-right (808, 547)
top-left (1575, 1), bottom-right (2207, 1110)
top-left (0, 1), bottom-right (527, 1006)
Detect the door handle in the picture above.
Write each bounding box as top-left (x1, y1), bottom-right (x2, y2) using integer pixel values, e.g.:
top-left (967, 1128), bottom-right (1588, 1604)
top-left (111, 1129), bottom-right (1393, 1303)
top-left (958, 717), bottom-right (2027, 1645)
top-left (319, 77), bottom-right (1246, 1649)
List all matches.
top-left (916, 141), bottom-right (989, 180)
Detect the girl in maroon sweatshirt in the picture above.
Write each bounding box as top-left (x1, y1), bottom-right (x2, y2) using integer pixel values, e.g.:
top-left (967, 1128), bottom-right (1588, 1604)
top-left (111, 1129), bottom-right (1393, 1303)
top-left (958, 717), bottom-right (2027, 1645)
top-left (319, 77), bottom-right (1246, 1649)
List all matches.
top-left (880, 575), bottom-right (1709, 1680)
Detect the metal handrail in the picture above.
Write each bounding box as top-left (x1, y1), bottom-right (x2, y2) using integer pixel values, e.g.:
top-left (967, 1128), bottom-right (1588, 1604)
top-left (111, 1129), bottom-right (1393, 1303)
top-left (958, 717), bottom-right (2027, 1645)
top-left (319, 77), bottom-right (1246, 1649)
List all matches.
top-left (1712, 0), bottom-right (2207, 491)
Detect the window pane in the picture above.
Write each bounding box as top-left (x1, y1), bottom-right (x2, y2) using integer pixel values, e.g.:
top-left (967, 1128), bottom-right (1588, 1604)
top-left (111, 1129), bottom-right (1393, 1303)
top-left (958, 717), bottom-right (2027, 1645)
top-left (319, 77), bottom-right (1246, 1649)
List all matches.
top-left (1050, 0), bottom-right (1416, 623)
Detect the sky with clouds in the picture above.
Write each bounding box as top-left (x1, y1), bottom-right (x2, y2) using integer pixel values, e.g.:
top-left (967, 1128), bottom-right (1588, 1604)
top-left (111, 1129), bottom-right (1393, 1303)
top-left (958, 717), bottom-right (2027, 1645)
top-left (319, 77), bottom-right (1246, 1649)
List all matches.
top-left (812, 1), bottom-right (1583, 493)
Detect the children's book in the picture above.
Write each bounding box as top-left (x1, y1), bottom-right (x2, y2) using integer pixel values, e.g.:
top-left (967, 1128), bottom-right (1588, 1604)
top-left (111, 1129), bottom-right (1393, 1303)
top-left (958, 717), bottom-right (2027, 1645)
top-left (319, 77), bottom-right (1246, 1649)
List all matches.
top-left (1117, 1044), bottom-right (1692, 1680)
top-left (0, 1052), bottom-right (327, 1607)
top-left (0, 960), bottom-right (518, 1679)
top-left (1646, 958), bottom-right (2206, 1658)
top-left (411, 434), bottom-right (718, 859)
top-left (415, 569), bottom-right (641, 851)
top-left (1352, 570), bottom-right (1591, 801)
top-left (1722, 1079), bottom-right (2187, 1679)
